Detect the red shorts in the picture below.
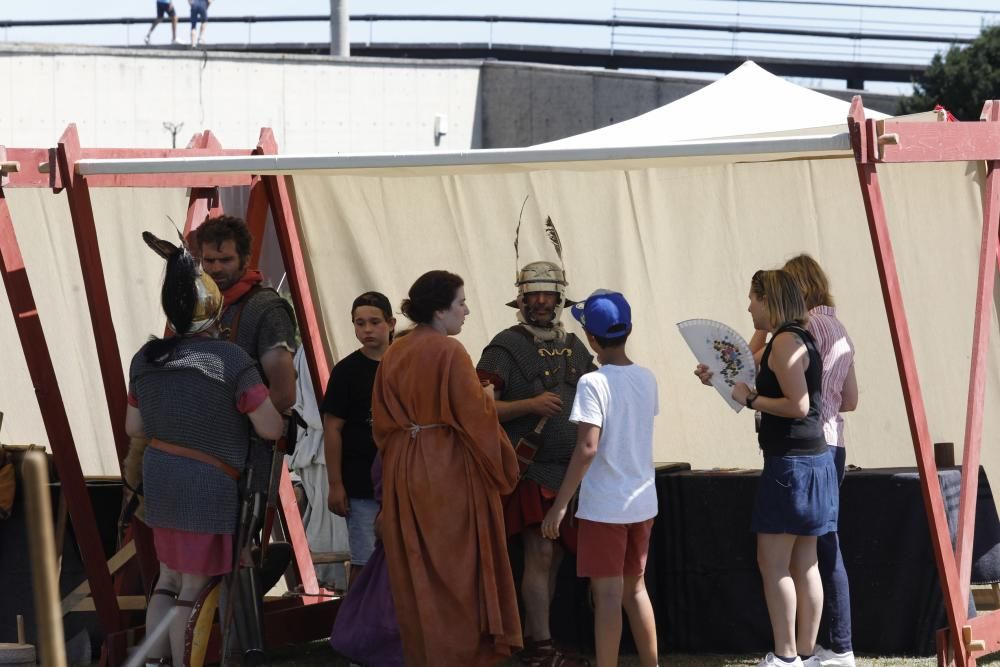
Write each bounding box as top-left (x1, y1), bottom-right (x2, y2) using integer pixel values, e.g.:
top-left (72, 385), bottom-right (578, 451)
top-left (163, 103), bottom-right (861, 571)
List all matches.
top-left (576, 518), bottom-right (654, 579)
top-left (504, 478), bottom-right (578, 554)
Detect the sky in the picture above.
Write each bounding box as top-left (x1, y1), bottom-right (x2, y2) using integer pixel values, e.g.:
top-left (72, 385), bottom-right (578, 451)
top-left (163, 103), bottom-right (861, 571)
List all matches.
top-left (4, 1), bottom-right (1000, 94)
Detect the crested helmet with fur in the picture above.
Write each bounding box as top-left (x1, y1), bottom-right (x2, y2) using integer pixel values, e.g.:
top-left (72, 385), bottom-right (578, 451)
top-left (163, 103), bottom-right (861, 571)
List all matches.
top-left (142, 230), bottom-right (223, 335)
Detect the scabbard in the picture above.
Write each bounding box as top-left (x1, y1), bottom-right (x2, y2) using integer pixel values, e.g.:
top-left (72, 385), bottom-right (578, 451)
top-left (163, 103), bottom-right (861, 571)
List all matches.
top-left (221, 468), bottom-right (255, 662)
top-left (260, 437), bottom-right (287, 560)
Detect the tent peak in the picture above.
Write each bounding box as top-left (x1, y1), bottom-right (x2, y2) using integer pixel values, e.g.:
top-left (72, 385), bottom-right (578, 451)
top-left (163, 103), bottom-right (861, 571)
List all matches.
top-left (537, 62), bottom-right (888, 150)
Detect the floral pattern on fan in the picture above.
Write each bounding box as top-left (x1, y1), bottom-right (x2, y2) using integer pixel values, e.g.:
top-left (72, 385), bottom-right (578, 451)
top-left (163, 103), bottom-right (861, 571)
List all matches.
top-left (677, 318), bottom-right (756, 413)
top-left (713, 339), bottom-right (749, 387)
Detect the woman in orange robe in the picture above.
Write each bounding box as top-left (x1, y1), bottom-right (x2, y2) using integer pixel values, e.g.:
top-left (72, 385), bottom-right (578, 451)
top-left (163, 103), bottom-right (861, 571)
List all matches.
top-left (372, 270), bottom-right (523, 666)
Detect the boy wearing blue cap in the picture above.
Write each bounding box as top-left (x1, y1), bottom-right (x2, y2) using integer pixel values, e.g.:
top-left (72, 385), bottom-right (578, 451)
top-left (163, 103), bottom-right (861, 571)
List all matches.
top-left (540, 290), bottom-right (659, 667)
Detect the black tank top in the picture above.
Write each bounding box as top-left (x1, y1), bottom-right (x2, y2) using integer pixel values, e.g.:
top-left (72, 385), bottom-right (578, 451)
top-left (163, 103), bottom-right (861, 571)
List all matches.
top-left (756, 323), bottom-right (826, 457)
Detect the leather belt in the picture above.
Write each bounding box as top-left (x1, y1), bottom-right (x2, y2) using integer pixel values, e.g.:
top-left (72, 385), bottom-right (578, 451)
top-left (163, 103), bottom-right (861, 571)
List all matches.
top-left (148, 438), bottom-right (241, 480)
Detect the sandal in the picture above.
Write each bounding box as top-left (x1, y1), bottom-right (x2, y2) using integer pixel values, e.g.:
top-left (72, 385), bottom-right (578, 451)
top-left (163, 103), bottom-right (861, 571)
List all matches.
top-left (518, 638), bottom-right (591, 667)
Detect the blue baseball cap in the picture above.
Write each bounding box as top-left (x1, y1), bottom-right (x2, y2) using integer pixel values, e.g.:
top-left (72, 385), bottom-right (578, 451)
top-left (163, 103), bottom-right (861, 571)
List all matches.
top-left (571, 290), bottom-right (632, 338)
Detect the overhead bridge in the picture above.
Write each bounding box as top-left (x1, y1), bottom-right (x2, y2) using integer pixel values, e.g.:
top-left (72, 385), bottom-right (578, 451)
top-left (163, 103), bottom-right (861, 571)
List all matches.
top-left (0, 13), bottom-right (934, 88)
top-left (205, 41), bottom-right (926, 89)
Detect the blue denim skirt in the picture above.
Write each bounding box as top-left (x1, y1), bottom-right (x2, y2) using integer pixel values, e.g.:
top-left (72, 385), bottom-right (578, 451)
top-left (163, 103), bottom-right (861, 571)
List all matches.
top-left (751, 450), bottom-right (839, 536)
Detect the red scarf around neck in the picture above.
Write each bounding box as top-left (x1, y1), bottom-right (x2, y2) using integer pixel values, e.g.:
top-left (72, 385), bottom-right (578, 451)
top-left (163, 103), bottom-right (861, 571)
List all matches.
top-left (222, 269), bottom-right (264, 305)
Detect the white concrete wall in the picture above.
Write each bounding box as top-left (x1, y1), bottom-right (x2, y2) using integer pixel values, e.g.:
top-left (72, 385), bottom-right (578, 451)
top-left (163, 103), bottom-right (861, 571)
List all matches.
top-left (0, 44), bottom-right (482, 152)
top-left (0, 44), bottom-right (908, 153)
top-left (0, 44), bottom-right (900, 152)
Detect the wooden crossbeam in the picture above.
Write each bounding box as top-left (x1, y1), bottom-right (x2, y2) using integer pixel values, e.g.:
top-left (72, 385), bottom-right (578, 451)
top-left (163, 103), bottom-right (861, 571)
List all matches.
top-left (60, 541), bottom-right (137, 616)
top-left (310, 551), bottom-right (351, 565)
top-left (968, 611), bottom-right (1000, 654)
top-left (68, 595), bottom-right (146, 613)
top-left (877, 118), bottom-right (1000, 163)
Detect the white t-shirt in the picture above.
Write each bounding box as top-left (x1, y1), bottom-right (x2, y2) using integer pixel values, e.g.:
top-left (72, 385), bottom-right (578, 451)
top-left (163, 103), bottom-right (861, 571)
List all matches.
top-left (569, 363), bottom-right (659, 524)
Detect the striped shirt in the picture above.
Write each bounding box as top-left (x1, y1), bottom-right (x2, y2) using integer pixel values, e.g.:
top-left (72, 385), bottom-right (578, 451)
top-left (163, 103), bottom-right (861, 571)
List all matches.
top-left (807, 305), bottom-right (855, 447)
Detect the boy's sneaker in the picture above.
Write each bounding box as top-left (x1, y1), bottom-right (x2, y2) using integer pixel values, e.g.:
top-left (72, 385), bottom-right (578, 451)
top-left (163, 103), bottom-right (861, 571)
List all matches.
top-left (143, 34), bottom-right (151, 45)
top-left (801, 657), bottom-right (823, 667)
top-left (814, 646), bottom-right (856, 667)
top-left (757, 653), bottom-right (803, 667)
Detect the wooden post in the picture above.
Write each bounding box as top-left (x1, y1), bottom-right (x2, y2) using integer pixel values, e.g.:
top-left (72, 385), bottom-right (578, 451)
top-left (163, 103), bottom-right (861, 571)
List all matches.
top-left (0, 178), bottom-right (123, 637)
top-left (55, 125), bottom-right (163, 602)
top-left (245, 173), bottom-right (270, 269)
top-left (184, 130), bottom-right (225, 237)
top-left (54, 125), bottom-right (132, 468)
top-left (955, 100), bottom-right (1000, 608)
top-left (252, 128), bottom-right (331, 601)
top-left (848, 97), bottom-right (971, 666)
top-left (254, 128), bottom-right (331, 401)
top-left (23, 450), bottom-right (68, 667)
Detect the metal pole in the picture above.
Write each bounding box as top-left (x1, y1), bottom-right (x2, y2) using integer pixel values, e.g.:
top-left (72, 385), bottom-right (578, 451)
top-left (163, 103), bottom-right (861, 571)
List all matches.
top-left (23, 450), bottom-right (68, 667)
top-left (330, 0), bottom-right (349, 57)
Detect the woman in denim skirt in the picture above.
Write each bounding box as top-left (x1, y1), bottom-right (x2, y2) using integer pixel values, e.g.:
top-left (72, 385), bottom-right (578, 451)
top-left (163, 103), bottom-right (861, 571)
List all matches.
top-left (779, 255), bottom-right (858, 667)
top-left (696, 269), bottom-right (837, 667)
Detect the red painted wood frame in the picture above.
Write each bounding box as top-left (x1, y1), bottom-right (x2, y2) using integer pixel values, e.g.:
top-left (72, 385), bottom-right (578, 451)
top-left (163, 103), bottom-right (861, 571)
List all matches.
top-left (1, 129), bottom-right (257, 664)
top-left (57, 125), bottom-right (250, 615)
top-left (0, 146), bottom-right (123, 647)
top-left (3, 126), bottom-right (335, 664)
top-left (247, 128), bottom-right (332, 603)
top-left (848, 97), bottom-right (1000, 666)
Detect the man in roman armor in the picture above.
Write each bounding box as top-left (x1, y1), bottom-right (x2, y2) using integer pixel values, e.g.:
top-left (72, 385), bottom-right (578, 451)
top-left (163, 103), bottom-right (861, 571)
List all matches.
top-left (477, 259), bottom-right (595, 667)
top-left (128, 231), bottom-right (284, 667)
top-left (195, 215), bottom-right (299, 663)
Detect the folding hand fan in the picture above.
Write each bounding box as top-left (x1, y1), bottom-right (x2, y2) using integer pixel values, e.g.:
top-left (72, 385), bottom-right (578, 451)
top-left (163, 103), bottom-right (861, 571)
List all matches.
top-left (677, 319), bottom-right (756, 413)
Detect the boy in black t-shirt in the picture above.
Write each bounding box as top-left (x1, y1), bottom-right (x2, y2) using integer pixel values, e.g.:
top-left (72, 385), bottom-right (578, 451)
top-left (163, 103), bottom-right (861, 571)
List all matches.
top-left (322, 292), bottom-right (396, 586)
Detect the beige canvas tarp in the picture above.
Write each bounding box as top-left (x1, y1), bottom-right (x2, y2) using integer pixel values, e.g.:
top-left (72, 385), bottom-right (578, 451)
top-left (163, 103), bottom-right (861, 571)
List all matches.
top-left (0, 188), bottom-right (189, 475)
top-left (290, 155), bottom-right (998, 475)
top-left (3, 147), bottom-right (992, 479)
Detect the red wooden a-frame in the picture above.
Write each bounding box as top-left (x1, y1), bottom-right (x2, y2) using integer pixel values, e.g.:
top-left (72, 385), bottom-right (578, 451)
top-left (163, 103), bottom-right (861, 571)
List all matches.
top-left (0, 125), bottom-right (335, 665)
top-left (850, 97), bottom-right (1000, 666)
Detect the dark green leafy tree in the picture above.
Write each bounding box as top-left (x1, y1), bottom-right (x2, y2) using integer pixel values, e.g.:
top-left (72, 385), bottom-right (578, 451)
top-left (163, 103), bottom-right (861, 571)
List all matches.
top-left (898, 25), bottom-right (1000, 120)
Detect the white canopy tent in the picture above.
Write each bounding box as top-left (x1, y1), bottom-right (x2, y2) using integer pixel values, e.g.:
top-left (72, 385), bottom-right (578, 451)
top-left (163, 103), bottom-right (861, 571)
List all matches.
top-left (539, 61), bottom-right (890, 148)
top-left (4, 62), bottom-right (993, 480)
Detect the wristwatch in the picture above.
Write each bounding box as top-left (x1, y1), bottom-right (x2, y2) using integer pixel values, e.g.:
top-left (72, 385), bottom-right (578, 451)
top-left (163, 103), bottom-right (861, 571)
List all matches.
top-left (746, 392), bottom-right (758, 409)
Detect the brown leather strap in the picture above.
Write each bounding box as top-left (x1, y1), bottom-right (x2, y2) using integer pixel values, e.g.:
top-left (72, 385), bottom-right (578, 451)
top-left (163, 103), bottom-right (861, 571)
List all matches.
top-left (514, 415), bottom-right (550, 480)
top-left (152, 588), bottom-right (177, 599)
top-left (224, 284), bottom-right (262, 343)
top-left (149, 439), bottom-right (240, 480)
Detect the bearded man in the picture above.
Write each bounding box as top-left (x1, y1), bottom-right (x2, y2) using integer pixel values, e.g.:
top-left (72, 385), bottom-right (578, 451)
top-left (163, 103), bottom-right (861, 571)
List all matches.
top-left (477, 261), bottom-right (595, 667)
top-left (195, 215), bottom-right (297, 663)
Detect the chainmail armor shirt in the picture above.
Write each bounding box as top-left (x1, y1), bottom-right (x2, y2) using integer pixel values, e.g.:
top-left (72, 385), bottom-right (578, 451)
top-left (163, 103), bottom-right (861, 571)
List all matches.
top-left (477, 326), bottom-right (594, 491)
top-left (220, 287), bottom-right (298, 494)
top-left (130, 338), bottom-right (265, 535)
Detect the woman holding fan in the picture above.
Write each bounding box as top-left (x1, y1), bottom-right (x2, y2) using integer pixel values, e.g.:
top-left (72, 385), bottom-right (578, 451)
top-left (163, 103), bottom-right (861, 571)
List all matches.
top-left (696, 269), bottom-right (837, 667)
top-left (777, 255), bottom-right (858, 667)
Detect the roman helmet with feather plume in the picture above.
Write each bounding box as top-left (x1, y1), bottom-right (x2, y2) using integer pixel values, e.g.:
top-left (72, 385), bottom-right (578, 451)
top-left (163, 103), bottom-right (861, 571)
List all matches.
top-left (143, 229), bottom-right (223, 335)
top-left (509, 196), bottom-right (574, 330)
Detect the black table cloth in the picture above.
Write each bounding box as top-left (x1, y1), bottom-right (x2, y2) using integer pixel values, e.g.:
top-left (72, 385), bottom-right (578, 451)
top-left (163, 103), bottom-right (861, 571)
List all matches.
top-left (649, 465), bottom-right (1000, 655)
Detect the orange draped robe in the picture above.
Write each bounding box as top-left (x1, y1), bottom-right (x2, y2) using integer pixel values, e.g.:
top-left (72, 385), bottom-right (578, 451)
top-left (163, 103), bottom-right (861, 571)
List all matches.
top-left (372, 325), bottom-right (523, 666)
